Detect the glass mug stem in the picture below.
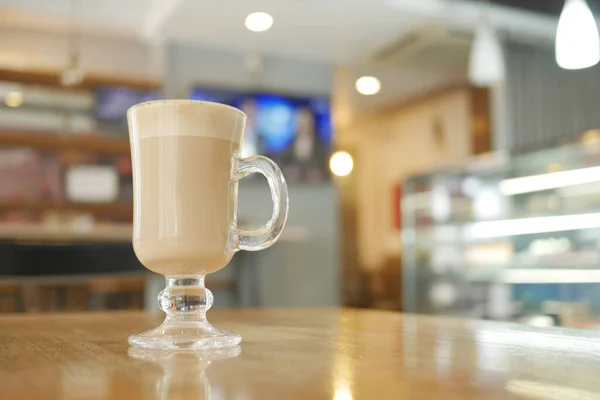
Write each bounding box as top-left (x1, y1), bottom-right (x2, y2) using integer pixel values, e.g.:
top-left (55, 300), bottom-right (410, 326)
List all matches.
top-left (159, 276), bottom-right (213, 321)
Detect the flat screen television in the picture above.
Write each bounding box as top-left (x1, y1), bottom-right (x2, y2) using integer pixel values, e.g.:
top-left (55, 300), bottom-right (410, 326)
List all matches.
top-left (190, 87), bottom-right (332, 182)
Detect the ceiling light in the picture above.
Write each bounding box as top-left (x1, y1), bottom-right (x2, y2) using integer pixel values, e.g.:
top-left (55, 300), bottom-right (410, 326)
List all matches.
top-left (556, 0), bottom-right (600, 69)
top-left (4, 91), bottom-right (23, 108)
top-left (245, 12), bottom-right (274, 32)
top-left (329, 151), bottom-right (353, 177)
top-left (469, 15), bottom-right (505, 87)
top-left (355, 76), bottom-right (381, 95)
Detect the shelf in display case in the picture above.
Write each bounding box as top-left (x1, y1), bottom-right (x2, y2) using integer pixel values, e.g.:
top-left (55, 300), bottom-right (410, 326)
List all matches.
top-left (464, 213), bottom-right (600, 241)
top-left (464, 268), bottom-right (600, 284)
top-left (413, 213), bottom-right (600, 244)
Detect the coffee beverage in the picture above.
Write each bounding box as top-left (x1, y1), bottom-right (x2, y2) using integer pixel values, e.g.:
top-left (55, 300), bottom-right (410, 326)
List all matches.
top-left (127, 99), bottom-right (288, 350)
top-left (128, 101), bottom-right (246, 276)
top-left (133, 136), bottom-right (239, 275)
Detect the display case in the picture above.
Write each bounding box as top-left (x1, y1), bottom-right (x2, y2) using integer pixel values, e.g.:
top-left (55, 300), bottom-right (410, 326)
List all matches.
top-left (402, 136), bottom-right (600, 329)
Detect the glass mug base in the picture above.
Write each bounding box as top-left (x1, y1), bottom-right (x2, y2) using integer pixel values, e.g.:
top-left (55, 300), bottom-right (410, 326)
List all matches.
top-left (129, 276), bottom-right (241, 351)
top-left (128, 321), bottom-right (241, 351)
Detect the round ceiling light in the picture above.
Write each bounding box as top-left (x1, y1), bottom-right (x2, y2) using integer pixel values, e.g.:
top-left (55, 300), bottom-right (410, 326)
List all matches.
top-left (329, 151), bottom-right (354, 177)
top-left (355, 76), bottom-right (381, 95)
top-left (245, 12), bottom-right (274, 32)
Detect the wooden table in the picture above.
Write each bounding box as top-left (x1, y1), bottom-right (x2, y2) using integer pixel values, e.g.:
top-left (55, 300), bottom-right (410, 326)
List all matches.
top-left (1, 309), bottom-right (600, 399)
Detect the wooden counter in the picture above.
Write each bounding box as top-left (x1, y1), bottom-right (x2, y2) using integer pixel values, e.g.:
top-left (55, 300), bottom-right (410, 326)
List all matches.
top-left (1, 309), bottom-right (600, 399)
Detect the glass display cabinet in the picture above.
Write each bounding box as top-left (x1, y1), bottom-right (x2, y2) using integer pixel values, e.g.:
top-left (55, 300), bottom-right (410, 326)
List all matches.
top-left (402, 137), bottom-right (600, 329)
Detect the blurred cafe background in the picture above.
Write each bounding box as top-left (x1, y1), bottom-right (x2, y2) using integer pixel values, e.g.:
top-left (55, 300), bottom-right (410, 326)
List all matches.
top-left (1, 0), bottom-right (600, 330)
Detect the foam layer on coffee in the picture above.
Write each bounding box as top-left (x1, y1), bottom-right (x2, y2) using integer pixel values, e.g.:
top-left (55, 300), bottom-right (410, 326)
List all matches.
top-left (128, 100), bottom-right (246, 143)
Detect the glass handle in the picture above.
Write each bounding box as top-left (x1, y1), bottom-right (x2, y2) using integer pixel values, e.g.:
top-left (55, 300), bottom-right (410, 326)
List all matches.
top-left (231, 155), bottom-right (289, 252)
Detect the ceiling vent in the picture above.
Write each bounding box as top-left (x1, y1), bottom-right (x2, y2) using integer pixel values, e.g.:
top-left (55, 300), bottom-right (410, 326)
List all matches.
top-left (370, 25), bottom-right (472, 74)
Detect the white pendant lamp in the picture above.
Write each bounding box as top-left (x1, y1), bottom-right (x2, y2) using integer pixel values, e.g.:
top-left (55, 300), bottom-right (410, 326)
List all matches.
top-left (469, 15), bottom-right (505, 87)
top-left (556, 0), bottom-right (600, 70)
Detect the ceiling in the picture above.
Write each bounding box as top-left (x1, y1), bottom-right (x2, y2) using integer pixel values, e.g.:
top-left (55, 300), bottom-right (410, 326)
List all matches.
top-left (163, 0), bottom-right (429, 63)
top-left (0, 0), bottom-right (428, 64)
top-left (0, 0), bottom-right (149, 37)
top-left (0, 0), bottom-right (583, 119)
top-left (0, 0), bottom-right (567, 65)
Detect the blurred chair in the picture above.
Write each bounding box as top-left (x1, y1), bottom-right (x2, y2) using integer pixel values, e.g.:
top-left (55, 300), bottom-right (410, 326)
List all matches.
top-left (366, 256), bottom-right (401, 310)
top-left (88, 275), bottom-right (145, 310)
top-left (18, 278), bottom-right (90, 313)
top-left (37, 283), bottom-right (89, 312)
top-left (0, 281), bottom-right (24, 312)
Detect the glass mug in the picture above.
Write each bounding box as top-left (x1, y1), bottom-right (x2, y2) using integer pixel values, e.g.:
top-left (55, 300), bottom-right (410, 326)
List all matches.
top-left (127, 100), bottom-right (289, 350)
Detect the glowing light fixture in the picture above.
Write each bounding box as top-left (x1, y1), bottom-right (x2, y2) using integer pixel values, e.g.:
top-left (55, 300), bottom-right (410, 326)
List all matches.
top-left (468, 15), bottom-right (505, 87)
top-left (245, 12), bottom-right (274, 32)
top-left (4, 91), bottom-right (23, 108)
top-left (499, 165), bottom-right (600, 195)
top-left (329, 151), bottom-right (353, 177)
top-left (473, 188), bottom-right (502, 220)
top-left (464, 212), bottom-right (600, 239)
top-left (556, 0), bottom-right (600, 69)
top-left (355, 76), bottom-right (381, 95)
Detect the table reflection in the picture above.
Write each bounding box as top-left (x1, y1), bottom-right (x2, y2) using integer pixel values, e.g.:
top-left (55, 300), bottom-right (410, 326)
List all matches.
top-left (128, 346), bottom-right (241, 400)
